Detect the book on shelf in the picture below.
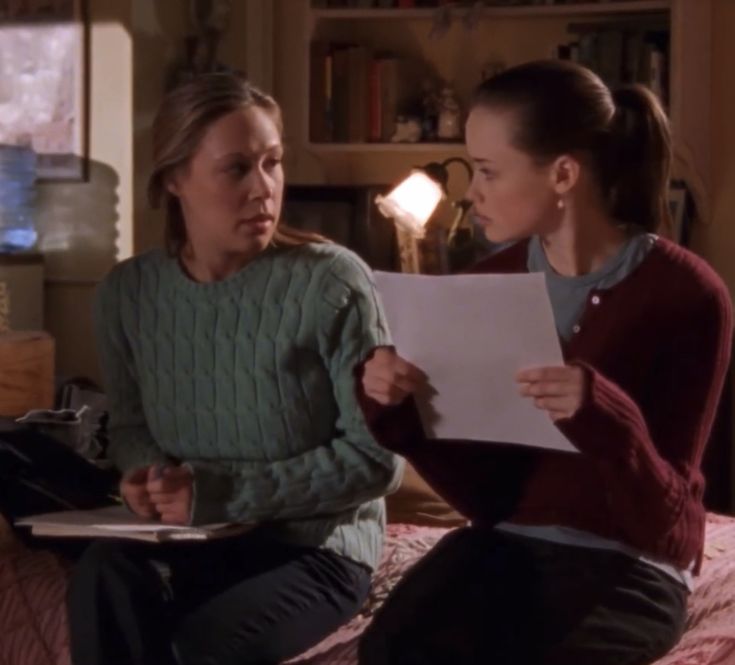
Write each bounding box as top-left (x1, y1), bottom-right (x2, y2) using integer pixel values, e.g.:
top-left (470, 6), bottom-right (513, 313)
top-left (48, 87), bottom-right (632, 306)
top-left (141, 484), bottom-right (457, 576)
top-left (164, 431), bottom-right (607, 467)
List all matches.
top-left (16, 505), bottom-right (253, 543)
top-left (558, 24), bottom-right (668, 105)
top-left (310, 40), bottom-right (425, 143)
top-left (310, 41), bottom-right (332, 142)
top-left (346, 46), bottom-right (371, 141)
top-left (330, 45), bottom-right (354, 141)
top-left (377, 56), bottom-right (425, 142)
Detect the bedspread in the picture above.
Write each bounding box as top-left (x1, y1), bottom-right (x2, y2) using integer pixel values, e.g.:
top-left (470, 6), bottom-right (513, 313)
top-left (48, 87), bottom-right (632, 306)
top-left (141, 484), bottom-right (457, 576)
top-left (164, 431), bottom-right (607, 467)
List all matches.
top-left (2, 515), bottom-right (735, 665)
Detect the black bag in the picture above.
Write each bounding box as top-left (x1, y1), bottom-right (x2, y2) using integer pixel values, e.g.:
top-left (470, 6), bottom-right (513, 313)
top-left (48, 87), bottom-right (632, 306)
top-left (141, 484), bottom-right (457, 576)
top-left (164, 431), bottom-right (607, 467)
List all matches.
top-left (0, 420), bottom-right (118, 523)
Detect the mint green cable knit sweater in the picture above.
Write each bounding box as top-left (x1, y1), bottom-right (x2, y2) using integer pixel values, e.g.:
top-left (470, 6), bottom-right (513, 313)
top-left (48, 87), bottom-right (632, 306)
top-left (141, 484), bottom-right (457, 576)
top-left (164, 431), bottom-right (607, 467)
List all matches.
top-left (94, 242), bottom-right (403, 570)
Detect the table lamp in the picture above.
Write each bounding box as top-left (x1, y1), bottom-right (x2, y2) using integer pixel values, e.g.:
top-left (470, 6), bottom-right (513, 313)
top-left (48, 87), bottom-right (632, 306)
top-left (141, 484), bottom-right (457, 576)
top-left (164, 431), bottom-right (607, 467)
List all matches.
top-left (376, 157), bottom-right (472, 272)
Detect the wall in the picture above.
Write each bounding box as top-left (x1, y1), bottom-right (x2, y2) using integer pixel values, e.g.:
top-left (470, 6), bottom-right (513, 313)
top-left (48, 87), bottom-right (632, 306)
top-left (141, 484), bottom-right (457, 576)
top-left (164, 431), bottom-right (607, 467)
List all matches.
top-left (689, 0), bottom-right (735, 508)
top-left (131, 0), bottom-right (188, 254)
top-left (39, 0), bottom-right (191, 382)
top-left (39, 0), bottom-right (271, 383)
top-left (39, 0), bottom-right (195, 383)
top-left (691, 0), bottom-right (735, 295)
top-left (40, 0), bottom-right (133, 384)
top-left (132, 0), bottom-right (254, 253)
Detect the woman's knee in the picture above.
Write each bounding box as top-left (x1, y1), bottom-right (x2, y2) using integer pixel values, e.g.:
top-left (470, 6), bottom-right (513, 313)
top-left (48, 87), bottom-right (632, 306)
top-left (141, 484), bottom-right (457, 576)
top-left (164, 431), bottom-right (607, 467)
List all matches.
top-left (69, 541), bottom-right (125, 583)
top-left (358, 618), bottom-right (390, 665)
top-left (359, 619), bottom-right (466, 665)
top-left (68, 540), bottom-right (161, 604)
top-left (172, 632), bottom-right (291, 665)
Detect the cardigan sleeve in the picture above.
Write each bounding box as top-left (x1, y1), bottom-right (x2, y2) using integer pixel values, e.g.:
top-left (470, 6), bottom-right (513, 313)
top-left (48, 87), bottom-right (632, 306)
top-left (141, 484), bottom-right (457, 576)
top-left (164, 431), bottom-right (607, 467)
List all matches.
top-left (185, 251), bottom-right (404, 525)
top-left (356, 369), bottom-right (537, 524)
top-left (557, 283), bottom-right (733, 564)
top-left (94, 269), bottom-right (168, 474)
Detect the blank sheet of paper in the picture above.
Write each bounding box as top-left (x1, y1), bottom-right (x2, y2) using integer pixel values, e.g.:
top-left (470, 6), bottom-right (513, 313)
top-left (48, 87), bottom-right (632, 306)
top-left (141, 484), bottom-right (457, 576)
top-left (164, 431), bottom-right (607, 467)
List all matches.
top-left (374, 271), bottom-right (577, 453)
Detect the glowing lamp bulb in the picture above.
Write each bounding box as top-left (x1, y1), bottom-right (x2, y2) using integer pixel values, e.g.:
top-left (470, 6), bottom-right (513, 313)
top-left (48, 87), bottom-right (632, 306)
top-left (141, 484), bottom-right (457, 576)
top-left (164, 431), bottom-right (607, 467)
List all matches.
top-left (375, 171), bottom-right (444, 238)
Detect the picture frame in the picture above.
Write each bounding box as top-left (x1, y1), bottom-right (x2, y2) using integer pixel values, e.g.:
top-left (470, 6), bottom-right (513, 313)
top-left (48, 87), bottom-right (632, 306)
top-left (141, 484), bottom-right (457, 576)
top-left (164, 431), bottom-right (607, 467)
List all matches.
top-left (0, 0), bottom-right (88, 181)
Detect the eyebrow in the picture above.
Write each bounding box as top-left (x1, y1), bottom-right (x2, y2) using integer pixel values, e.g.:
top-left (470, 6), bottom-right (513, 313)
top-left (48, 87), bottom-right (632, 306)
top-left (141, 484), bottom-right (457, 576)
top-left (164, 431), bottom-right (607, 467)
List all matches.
top-left (216, 145), bottom-right (283, 161)
top-left (469, 157), bottom-right (494, 165)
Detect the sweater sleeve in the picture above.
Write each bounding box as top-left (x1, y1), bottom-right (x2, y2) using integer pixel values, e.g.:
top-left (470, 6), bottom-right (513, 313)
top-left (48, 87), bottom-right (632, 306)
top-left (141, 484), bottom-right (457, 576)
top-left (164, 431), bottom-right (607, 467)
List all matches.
top-left (556, 284), bottom-right (733, 563)
top-left (94, 269), bottom-right (168, 474)
top-left (186, 251), bottom-right (404, 525)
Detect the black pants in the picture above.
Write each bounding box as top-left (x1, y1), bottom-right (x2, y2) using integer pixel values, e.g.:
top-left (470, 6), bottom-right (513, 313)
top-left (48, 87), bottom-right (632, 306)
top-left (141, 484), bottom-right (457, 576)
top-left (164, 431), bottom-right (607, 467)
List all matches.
top-left (67, 531), bottom-right (371, 665)
top-left (359, 526), bottom-right (687, 665)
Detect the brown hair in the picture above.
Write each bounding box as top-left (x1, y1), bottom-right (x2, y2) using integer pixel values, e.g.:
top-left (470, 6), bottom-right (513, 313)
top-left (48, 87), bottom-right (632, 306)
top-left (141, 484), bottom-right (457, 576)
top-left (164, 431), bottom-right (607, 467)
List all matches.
top-left (471, 60), bottom-right (672, 233)
top-left (148, 72), bottom-right (327, 255)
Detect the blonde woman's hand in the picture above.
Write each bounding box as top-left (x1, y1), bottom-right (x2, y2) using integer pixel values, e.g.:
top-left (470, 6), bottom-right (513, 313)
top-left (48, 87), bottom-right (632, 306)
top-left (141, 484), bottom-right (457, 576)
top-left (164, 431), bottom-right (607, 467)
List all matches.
top-left (120, 467), bottom-right (158, 519)
top-left (362, 347), bottom-right (427, 406)
top-left (146, 464), bottom-right (194, 525)
top-left (516, 365), bottom-right (587, 422)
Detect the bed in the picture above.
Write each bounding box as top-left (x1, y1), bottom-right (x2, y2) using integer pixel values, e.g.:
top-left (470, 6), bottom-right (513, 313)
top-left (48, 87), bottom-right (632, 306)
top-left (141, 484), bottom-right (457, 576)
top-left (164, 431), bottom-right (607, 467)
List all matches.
top-left (2, 512), bottom-right (735, 665)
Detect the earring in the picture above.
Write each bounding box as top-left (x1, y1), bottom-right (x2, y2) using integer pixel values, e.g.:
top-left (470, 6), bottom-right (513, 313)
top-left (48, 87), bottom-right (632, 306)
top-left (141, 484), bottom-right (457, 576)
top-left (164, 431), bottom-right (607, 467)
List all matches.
top-left (557, 198), bottom-right (565, 210)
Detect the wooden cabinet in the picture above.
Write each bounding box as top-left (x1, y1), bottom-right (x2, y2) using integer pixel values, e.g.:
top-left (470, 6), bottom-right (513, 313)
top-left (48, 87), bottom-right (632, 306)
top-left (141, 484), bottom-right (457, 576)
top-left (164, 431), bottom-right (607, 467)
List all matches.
top-left (0, 331), bottom-right (55, 417)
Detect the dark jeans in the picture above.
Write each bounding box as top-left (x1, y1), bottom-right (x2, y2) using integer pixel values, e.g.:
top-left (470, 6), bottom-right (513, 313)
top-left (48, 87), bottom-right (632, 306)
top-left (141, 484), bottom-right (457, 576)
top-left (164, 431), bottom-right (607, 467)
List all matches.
top-left (67, 531), bottom-right (371, 665)
top-left (359, 526), bottom-right (688, 665)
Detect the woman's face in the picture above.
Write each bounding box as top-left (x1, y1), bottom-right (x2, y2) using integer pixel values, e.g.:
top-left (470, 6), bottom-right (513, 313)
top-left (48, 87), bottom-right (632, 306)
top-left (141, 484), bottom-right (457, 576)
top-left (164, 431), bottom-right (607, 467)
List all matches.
top-left (465, 106), bottom-right (560, 244)
top-left (169, 106), bottom-right (284, 260)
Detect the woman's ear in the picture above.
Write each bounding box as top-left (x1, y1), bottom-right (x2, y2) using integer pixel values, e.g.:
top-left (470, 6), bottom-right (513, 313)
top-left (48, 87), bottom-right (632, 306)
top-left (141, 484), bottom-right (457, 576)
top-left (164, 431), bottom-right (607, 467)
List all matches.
top-left (549, 154), bottom-right (581, 196)
top-left (166, 176), bottom-right (180, 197)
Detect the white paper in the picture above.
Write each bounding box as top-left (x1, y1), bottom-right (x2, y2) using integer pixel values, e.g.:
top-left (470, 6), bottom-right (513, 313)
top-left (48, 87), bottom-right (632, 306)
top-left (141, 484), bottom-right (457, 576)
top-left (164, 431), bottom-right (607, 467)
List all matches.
top-left (17, 505), bottom-right (233, 533)
top-left (374, 271), bottom-right (578, 453)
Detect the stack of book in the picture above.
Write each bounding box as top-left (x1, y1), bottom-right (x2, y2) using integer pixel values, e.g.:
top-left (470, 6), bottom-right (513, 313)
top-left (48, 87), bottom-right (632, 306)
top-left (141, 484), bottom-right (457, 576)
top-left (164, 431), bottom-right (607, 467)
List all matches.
top-left (17, 505), bottom-right (253, 543)
top-left (310, 43), bottom-right (426, 143)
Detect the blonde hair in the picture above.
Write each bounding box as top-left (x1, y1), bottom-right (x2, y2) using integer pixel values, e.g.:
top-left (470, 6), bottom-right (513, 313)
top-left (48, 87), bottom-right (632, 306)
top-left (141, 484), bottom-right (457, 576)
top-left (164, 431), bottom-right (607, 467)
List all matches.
top-left (147, 73), bottom-right (327, 255)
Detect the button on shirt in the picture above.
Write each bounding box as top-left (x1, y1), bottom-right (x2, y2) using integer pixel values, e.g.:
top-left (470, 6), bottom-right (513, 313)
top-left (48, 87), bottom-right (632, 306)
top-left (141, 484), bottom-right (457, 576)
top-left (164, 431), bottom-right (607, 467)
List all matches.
top-left (526, 232), bottom-right (657, 340)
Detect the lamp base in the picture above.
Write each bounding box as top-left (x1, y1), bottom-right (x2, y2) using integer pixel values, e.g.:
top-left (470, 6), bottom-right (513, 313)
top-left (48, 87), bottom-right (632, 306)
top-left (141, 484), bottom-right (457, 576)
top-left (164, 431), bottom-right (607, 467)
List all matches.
top-left (447, 228), bottom-right (481, 273)
top-left (395, 227), bottom-right (422, 273)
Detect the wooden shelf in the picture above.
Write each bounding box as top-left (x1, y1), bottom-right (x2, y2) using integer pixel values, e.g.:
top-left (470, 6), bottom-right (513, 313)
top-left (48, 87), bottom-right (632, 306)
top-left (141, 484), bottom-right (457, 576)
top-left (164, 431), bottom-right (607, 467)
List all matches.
top-left (306, 142), bottom-right (466, 153)
top-left (290, 0), bottom-right (711, 220)
top-left (311, 1), bottom-right (670, 21)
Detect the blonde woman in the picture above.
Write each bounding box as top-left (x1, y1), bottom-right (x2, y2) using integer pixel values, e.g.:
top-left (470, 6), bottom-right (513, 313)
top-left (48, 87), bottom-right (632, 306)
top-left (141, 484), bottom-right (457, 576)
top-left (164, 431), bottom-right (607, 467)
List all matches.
top-left (67, 73), bottom-right (402, 665)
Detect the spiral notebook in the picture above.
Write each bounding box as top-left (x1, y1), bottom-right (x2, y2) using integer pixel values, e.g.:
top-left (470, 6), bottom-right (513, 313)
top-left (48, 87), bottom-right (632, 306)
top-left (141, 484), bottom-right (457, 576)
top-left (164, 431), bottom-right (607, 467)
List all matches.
top-left (16, 505), bottom-right (252, 543)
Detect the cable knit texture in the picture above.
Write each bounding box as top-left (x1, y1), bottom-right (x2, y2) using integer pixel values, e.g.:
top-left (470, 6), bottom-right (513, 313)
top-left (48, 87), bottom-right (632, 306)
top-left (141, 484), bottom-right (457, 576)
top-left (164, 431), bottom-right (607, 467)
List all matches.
top-left (359, 236), bottom-right (732, 572)
top-left (95, 242), bottom-right (403, 571)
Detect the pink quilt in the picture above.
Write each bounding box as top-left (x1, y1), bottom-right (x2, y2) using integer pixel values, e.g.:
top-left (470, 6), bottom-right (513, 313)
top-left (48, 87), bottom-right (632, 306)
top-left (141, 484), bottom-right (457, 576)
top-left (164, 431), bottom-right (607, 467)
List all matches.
top-left (2, 516), bottom-right (735, 665)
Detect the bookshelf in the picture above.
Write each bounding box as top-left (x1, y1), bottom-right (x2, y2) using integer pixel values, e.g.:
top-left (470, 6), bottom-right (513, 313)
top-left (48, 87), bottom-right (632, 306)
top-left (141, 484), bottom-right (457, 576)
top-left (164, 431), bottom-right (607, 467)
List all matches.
top-left (268, 0), bottom-right (711, 222)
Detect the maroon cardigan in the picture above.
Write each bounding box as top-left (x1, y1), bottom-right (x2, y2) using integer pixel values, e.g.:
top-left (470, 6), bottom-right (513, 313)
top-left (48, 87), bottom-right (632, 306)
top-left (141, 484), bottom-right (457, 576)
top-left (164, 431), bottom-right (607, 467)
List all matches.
top-left (360, 237), bottom-right (733, 571)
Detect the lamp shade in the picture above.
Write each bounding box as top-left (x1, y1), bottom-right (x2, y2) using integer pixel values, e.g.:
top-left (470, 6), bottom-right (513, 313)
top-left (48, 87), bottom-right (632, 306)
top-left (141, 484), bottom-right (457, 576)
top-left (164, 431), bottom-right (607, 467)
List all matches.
top-left (375, 171), bottom-right (444, 238)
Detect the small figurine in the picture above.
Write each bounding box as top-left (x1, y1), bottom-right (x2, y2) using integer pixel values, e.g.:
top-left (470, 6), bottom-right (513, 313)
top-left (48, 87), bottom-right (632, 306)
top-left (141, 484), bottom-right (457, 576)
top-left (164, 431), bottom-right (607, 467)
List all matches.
top-left (437, 85), bottom-right (462, 141)
top-left (391, 116), bottom-right (423, 143)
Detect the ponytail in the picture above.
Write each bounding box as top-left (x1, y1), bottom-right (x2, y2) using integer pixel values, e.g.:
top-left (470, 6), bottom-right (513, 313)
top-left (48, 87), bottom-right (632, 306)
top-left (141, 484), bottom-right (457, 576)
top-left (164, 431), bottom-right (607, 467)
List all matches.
top-left (607, 85), bottom-right (672, 233)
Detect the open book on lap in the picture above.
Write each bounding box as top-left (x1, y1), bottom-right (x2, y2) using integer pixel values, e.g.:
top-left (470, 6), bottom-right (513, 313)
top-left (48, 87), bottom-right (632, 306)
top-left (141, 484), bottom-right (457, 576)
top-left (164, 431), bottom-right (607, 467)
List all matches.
top-left (16, 505), bottom-right (253, 543)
